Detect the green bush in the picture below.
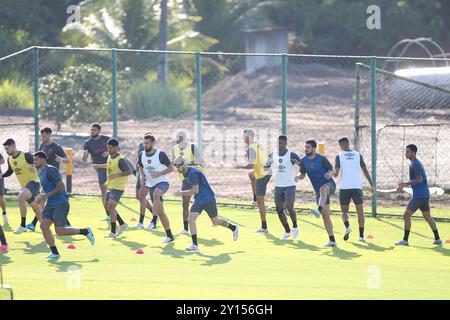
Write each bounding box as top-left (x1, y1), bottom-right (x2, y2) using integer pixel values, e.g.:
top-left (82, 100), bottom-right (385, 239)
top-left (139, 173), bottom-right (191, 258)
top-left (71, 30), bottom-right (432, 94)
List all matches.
top-left (0, 79), bottom-right (33, 110)
top-left (125, 80), bottom-right (189, 118)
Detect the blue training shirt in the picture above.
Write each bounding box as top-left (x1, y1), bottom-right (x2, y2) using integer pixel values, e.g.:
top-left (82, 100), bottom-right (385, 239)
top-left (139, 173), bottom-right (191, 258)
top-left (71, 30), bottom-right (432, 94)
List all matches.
top-left (183, 167), bottom-right (215, 204)
top-left (409, 159), bottom-right (429, 199)
top-left (300, 154), bottom-right (335, 193)
top-left (39, 164), bottom-right (69, 205)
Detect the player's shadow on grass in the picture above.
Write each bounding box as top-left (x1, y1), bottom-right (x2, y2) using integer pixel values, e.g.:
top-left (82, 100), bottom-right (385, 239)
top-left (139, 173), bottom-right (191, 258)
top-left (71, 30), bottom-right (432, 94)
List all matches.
top-left (151, 243), bottom-right (191, 259)
top-left (198, 237), bottom-right (224, 247)
top-left (59, 237), bottom-right (89, 245)
top-left (0, 253), bottom-right (13, 266)
top-left (114, 237), bottom-right (149, 251)
top-left (322, 247), bottom-right (362, 260)
top-left (196, 251), bottom-right (245, 266)
top-left (410, 245), bottom-right (450, 257)
top-left (351, 242), bottom-right (395, 252)
top-left (47, 258), bottom-right (100, 273)
top-left (263, 232), bottom-right (321, 251)
top-left (297, 217), bottom-right (327, 232)
top-left (14, 241), bottom-right (49, 255)
top-left (376, 218), bottom-right (431, 239)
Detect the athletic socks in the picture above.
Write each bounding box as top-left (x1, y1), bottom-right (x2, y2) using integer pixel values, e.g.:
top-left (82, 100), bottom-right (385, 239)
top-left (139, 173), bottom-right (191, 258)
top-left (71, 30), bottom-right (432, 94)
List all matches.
top-left (292, 221), bottom-right (298, 228)
top-left (359, 227), bottom-right (364, 238)
top-left (66, 219), bottom-right (71, 226)
top-left (21, 217), bottom-right (26, 228)
top-left (139, 215), bottom-right (145, 224)
top-left (106, 210), bottom-right (110, 217)
top-left (31, 217), bottom-right (38, 226)
top-left (79, 228), bottom-right (89, 236)
top-left (227, 223), bottom-right (237, 232)
top-left (403, 229), bottom-right (410, 241)
top-left (166, 229), bottom-right (174, 239)
top-left (329, 235), bottom-right (336, 242)
top-left (433, 229), bottom-right (440, 240)
top-left (50, 246), bottom-right (59, 255)
top-left (183, 220), bottom-right (189, 231)
top-left (282, 223), bottom-right (291, 233)
top-left (111, 222), bottom-right (117, 234)
top-left (318, 205), bottom-right (323, 213)
top-left (0, 226), bottom-right (7, 245)
top-left (261, 220), bottom-right (267, 230)
top-left (253, 194), bottom-right (257, 202)
top-left (344, 220), bottom-right (350, 228)
top-left (116, 214), bottom-right (125, 225)
top-left (151, 215), bottom-right (158, 225)
top-left (192, 234), bottom-right (198, 246)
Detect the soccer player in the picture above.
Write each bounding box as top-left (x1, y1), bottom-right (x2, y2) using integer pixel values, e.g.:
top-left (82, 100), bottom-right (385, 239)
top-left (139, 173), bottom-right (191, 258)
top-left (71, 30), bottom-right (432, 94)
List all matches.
top-left (333, 137), bottom-right (375, 242)
top-left (34, 152), bottom-right (95, 260)
top-left (265, 135), bottom-right (301, 240)
top-left (94, 139), bottom-right (132, 238)
top-left (395, 144), bottom-right (442, 246)
top-left (173, 156), bottom-right (239, 252)
top-left (171, 130), bottom-right (202, 236)
top-left (134, 137), bottom-right (158, 230)
top-left (297, 140), bottom-right (337, 247)
top-left (236, 129), bottom-right (272, 232)
top-left (0, 152), bottom-right (8, 225)
top-left (82, 123), bottom-right (110, 220)
top-left (138, 133), bottom-right (175, 243)
top-left (1, 139), bottom-right (41, 233)
top-left (39, 127), bottom-right (69, 170)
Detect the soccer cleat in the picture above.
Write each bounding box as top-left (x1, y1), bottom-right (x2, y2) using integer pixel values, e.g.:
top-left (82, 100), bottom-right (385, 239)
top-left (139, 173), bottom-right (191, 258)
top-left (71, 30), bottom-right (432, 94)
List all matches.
top-left (255, 228), bottom-right (268, 233)
top-left (177, 229), bottom-right (190, 236)
top-left (104, 233), bottom-right (117, 238)
top-left (185, 244), bottom-right (199, 252)
top-left (433, 239), bottom-right (443, 245)
top-left (2, 214), bottom-right (8, 226)
top-left (280, 232), bottom-right (291, 240)
top-left (86, 227), bottom-right (95, 246)
top-left (145, 222), bottom-right (156, 231)
top-left (100, 215), bottom-right (111, 221)
top-left (233, 225), bottom-right (239, 241)
top-left (324, 241), bottom-right (337, 247)
top-left (343, 226), bottom-right (352, 241)
top-left (116, 223), bottom-right (128, 236)
top-left (395, 240), bottom-right (409, 246)
top-left (14, 226), bottom-right (27, 234)
top-left (26, 223), bottom-right (36, 232)
top-left (44, 253), bottom-right (60, 260)
top-left (310, 208), bottom-right (321, 219)
top-left (0, 245), bottom-right (9, 252)
top-left (359, 237), bottom-right (367, 243)
top-left (162, 237), bottom-right (175, 244)
top-left (134, 223), bottom-right (145, 229)
top-left (292, 227), bottom-right (299, 239)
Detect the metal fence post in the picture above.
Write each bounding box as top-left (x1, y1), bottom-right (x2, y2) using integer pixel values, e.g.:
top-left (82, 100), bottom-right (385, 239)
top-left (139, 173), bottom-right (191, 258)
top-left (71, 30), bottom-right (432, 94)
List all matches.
top-left (196, 52), bottom-right (203, 160)
top-left (354, 63), bottom-right (361, 152)
top-left (370, 57), bottom-right (378, 217)
top-left (281, 54), bottom-right (287, 135)
top-left (112, 49), bottom-right (118, 139)
top-left (33, 47), bottom-right (40, 151)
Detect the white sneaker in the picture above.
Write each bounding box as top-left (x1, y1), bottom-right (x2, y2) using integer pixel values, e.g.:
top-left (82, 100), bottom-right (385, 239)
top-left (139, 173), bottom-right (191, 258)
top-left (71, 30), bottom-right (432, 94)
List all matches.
top-left (2, 214), bottom-right (8, 225)
top-left (310, 208), bottom-right (321, 218)
top-left (186, 244), bottom-right (199, 252)
top-left (162, 236), bottom-right (175, 244)
top-left (104, 233), bottom-right (117, 238)
top-left (343, 226), bottom-right (352, 241)
top-left (395, 240), bottom-right (409, 246)
top-left (280, 232), bottom-right (291, 240)
top-left (433, 239), bottom-right (442, 245)
top-left (14, 226), bottom-right (27, 234)
top-left (177, 229), bottom-right (190, 236)
top-left (255, 228), bottom-right (268, 233)
top-left (116, 223), bottom-right (128, 236)
top-left (145, 222), bottom-right (156, 231)
top-left (359, 237), bottom-right (367, 243)
top-left (292, 227), bottom-right (299, 239)
top-left (134, 223), bottom-right (144, 229)
top-left (325, 241), bottom-right (337, 247)
top-left (233, 225), bottom-right (239, 241)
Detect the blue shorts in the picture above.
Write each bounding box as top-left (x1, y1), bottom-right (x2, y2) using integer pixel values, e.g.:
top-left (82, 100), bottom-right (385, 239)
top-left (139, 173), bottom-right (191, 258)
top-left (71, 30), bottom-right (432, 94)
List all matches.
top-left (106, 189), bottom-right (124, 203)
top-left (25, 181), bottom-right (40, 204)
top-left (148, 182), bottom-right (169, 203)
top-left (191, 200), bottom-right (218, 218)
top-left (42, 201), bottom-right (70, 227)
top-left (97, 168), bottom-right (107, 186)
top-left (407, 198), bottom-right (430, 213)
top-left (315, 181), bottom-right (336, 205)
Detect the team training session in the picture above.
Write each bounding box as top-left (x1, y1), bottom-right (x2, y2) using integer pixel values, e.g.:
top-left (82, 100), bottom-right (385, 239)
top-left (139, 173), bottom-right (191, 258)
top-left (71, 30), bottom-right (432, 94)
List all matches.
top-left (0, 0), bottom-right (449, 302)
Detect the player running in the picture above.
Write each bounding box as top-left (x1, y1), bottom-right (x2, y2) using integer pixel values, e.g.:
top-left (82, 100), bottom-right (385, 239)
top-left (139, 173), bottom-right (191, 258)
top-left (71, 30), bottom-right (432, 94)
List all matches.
top-left (171, 130), bottom-right (202, 236)
top-left (1, 139), bottom-right (41, 233)
top-left (34, 151), bottom-right (95, 260)
top-left (173, 156), bottom-right (239, 252)
top-left (39, 127), bottom-right (69, 170)
top-left (265, 135), bottom-right (301, 240)
top-left (134, 137), bottom-right (157, 230)
top-left (333, 137), bottom-right (375, 242)
top-left (94, 139), bottom-right (133, 238)
top-left (395, 144), bottom-right (442, 246)
top-left (82, 123), bottom-right (110, 221)
top-left (236, 129), bottom-right (272, 232)
top-left (138, 133), bottom-right (175, 244)
top-left (0, 152), bottom-right (8, 225)
top-left (297, 140), bottom-right (337, 247)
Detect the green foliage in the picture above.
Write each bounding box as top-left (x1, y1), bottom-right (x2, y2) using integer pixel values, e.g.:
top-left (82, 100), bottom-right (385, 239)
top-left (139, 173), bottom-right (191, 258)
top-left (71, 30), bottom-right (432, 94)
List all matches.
top-left (39, 64), bottom-right (111, 128)
top-left (125, 80), bottom-right (190, 118)
top-left (0, 78), bottom-right (33, 110)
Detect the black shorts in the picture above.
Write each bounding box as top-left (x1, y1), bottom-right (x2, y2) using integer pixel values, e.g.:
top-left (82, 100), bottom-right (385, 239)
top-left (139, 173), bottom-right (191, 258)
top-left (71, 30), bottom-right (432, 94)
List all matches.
top-left (339, 189), bottom-right (364, 206)
top-left (315, 181), bottom-right (336, 205)
top-left (0, 178), bottom-right (4, 196)
top-left (25, 181), bottom-right (40, 204)
top-left (97, 168), bottom-right (107, 186)
top-left (191, 200), bottom-right (218, 218)
top-left (106, 189), bottom-right (124, 203)
top-left (407, 198), bottom-right (430, 213)
top-left (42, 201), bottom-right (70, 227)
top-left (255, 175), bottom-right (271, 196)
top-left (274, 186), bottom-right (296, 204)
top-left (148, 182), bottom-right (169, 203)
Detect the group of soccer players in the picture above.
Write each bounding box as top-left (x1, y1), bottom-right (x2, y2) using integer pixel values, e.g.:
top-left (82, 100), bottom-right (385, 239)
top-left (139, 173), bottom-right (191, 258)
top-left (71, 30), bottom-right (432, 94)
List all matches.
top-left (0, 123), bottom-right (443, 259)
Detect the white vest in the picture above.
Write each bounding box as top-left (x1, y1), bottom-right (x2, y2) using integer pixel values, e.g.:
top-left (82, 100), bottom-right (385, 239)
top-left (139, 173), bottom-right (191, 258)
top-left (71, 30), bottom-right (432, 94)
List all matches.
top-left (140, 149), bottom-right (170, 188)
top-left (338, 150), bottom-right (363, 189)
top-left (272, 150), bottom-right (295, 187)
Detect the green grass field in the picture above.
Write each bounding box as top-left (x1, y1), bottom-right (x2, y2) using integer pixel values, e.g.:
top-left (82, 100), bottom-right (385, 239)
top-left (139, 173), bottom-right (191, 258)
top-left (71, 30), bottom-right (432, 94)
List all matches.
top-left (0, 195), bottom-right (449, 300)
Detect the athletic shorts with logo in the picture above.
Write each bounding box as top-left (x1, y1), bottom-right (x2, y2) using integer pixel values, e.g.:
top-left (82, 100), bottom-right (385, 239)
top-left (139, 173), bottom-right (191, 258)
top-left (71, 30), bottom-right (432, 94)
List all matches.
top-left (42, 201), bottom-right (70, 227)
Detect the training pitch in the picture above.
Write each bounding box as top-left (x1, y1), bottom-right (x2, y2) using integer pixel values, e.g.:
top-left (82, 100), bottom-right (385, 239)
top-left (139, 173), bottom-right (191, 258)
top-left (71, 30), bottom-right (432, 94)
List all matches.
top-left (0, 196), bottom-right (449, 300)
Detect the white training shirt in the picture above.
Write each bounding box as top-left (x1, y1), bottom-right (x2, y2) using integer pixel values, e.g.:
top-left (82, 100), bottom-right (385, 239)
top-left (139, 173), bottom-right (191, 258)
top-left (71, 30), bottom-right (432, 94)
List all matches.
top-left (272, 150), bottom-right (296, 187)
top-left (140, 149), bottom-right (170, 188)
top-left (337, 150), bottom-right (363, 189)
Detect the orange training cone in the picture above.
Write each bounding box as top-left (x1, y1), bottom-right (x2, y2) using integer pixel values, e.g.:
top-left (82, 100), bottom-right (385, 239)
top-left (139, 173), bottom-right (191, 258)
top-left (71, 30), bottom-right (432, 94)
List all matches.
top-left (135, 249), bottom-right (144, 254)
top-left (367, 235), bottom-right (374, 239)
top-left (67, 244), bottom-right (76, 249)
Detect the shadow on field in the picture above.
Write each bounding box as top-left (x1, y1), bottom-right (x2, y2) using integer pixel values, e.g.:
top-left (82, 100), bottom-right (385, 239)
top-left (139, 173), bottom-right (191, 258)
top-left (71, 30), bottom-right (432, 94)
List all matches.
top-left (196, 251), bottom-right (245, 266)
top-left (0, 253), bottom-right (13, 266)
top-left (47, 258), bottom-right (100, 272)
top-left (152, 243), bottom-right (191, 259)
top-left (322, 247), bottom-right (362, 260)
top-left (297, 218), bottom-right (328, 232)
top-left (114, 236), bottom-right (149, 250)
top-left (198, 237), bottom-right (224, 247)
top-left (376, 218), bottom-right (431, 239)
top-left (351, 242), bottom-right (395, 252)
top-left (15, 241), bottom-right (49, 254)
top-left (263, 232), bottom-right (321, 251)
top-left (410, 245), bottom-right (450, 257)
